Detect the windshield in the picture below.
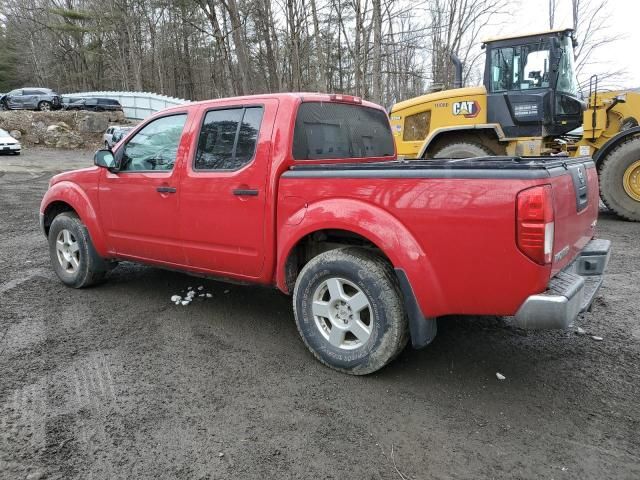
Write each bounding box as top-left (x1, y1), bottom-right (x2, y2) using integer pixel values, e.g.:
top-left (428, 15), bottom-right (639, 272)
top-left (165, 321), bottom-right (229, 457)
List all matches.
top-left (490, 41), bottom-right (551, 92)
top-left (556, 36), bottom-right (580, 96)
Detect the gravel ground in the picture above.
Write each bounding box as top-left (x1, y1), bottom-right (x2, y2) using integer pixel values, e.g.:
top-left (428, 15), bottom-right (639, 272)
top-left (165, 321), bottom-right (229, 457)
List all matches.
top-left (1, 148), bottom-right (638, 480)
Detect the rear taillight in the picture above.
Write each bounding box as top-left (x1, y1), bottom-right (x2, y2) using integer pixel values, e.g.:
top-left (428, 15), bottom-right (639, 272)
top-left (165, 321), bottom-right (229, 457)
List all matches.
top-left (516, 185), bottom-right (555, 265)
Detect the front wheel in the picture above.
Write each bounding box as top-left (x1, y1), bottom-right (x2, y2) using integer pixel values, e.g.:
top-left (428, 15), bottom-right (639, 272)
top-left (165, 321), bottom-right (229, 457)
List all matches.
top-left (598, 136), bottom-right (640, 221)
top-left (293, 247), bottom-right (409, 375)
top-left (48, 212), bottom-right (109, 288)
top-left (433, 141), bottom-right (493, 158)
top-left (38, 101), bottom-right (52, 111)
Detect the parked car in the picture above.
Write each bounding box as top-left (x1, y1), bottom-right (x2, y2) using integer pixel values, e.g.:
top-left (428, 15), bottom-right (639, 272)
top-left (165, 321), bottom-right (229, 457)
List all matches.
top-left (66, 97), bottom-right (123, 112)
top-left (0, 88), bottom-right (61, 111)
top-left (61, 96), bottom-right (85, 109)
top-left (0, 128), bottom-right (21, 155)
top-left (103, 126), bottom-right (133, 148)
top-left (40, 93), bottom-right (611, 374)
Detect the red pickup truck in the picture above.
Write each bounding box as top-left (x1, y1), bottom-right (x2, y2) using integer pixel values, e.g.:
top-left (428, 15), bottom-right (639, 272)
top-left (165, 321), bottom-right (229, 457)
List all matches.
top-left (40, 93), bottom-right (611, 374)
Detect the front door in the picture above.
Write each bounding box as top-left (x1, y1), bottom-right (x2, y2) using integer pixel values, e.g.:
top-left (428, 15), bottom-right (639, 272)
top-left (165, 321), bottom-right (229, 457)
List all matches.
top-left (98, 112), bottom-right (190, 265)
top-left (178, 100), bottom-right (277, 279)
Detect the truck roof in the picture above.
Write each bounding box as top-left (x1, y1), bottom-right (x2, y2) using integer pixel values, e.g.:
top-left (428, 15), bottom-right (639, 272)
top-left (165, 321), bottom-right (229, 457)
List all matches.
top-left (161, 92), bottom-right (385, 114)
top-left (482, 28), bottom-right (573, 44)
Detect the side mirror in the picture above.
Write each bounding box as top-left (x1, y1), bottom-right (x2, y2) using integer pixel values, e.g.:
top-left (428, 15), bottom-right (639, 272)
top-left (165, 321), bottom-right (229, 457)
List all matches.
top-left (94, 149), bottom-right (117, 170)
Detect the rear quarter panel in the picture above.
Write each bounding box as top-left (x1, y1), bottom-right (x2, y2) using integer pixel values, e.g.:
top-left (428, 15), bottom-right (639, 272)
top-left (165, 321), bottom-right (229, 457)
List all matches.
top-left (278, 175), bottom-right (552, 317)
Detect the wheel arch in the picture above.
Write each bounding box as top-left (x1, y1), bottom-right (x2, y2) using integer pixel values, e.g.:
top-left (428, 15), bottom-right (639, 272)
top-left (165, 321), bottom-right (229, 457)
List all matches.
top-left (276, 198), bottom-right (446, 316)
top-left (418, 124), bottom-right (507, 158)
top-left (40, 181), bottom-right (109, 256)
top-left (593, 126), bottom-right (640, 167)
top-left (42, 200), bottom-right (76, 235)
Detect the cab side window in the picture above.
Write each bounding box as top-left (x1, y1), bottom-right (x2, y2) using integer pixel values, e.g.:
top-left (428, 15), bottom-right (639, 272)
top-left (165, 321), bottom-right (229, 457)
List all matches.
top-left (195, 107), bottom-right (263, 170)
top-left (120, 114), bottom-right (187, 172)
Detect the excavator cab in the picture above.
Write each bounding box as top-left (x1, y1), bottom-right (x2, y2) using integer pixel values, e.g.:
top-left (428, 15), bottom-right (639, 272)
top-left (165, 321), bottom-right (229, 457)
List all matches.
top-left (483, 28), bottom-right (584, 138)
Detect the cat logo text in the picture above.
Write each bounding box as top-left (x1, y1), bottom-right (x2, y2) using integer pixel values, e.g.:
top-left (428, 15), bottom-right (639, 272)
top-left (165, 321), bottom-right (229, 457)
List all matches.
top-left (452, 101), bottom-right (480, 118)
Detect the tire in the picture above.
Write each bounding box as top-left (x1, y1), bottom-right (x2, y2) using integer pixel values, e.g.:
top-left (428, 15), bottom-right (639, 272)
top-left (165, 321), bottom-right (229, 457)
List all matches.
top-left (293, 247), bottom-right (409, 375)
top-left (38, 101), bottom-right (52, 112)
top-left (48, 212), bottom-right (109, 288)
top-left (598, 136), bottom-right (640, 222)
top-left (433, 141), bottom-right (493, 158)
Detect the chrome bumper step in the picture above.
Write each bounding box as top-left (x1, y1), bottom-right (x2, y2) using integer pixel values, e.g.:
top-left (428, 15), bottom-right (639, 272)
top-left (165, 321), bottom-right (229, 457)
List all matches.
top-left (513, 238), bottom-right (611, 330)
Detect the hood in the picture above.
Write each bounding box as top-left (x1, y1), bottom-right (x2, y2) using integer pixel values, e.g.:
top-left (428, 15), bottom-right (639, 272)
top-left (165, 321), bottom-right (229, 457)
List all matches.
top-left (0, 135), bottom-right (19, 144)
top-left (49, 166), bottom-right (98, 187)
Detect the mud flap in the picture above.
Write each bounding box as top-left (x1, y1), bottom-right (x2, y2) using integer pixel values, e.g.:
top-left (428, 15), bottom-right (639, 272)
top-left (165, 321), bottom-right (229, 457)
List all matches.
top-left (395, 269), bottom-right (438, 349)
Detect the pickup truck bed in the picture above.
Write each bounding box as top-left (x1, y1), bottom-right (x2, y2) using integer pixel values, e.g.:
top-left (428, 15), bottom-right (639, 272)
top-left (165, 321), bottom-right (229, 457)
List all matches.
top-left (279, 155), bottom-right (607, 326)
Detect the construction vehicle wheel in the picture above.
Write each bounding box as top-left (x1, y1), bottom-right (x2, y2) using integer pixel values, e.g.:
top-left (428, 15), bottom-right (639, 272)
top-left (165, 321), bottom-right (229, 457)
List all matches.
top-left (433, 142), bottom-right (493, 159)
top-left (598, 136), bottom-right (640, 222)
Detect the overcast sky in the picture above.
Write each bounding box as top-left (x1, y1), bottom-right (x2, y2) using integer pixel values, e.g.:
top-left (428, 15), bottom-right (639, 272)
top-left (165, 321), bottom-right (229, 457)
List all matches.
top-left (483, 0), bottom-right (639, 88)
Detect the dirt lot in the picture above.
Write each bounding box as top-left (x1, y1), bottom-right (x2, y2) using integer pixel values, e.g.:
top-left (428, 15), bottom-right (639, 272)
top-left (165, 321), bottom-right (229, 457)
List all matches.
top-left (0, 148), bottom-right (638, 480)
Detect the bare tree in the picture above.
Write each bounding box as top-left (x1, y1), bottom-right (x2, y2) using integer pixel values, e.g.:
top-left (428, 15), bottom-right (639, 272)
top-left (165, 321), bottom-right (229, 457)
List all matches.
top-left (429, 0), bottom-right (508, 90)
top-left (0, 0), bottom-right (509, 105)
top-left (571, 0), bottom-right (624, 87)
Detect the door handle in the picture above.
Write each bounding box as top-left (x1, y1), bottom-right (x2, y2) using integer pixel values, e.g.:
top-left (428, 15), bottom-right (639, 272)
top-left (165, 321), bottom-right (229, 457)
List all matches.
top-left (156, 186), bottom-right (177, 193)
top-left (233, 189), bottom-right (259, 196)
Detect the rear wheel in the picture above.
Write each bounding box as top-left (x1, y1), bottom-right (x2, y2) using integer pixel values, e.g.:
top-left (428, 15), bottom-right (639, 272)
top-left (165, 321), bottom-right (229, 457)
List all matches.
top-left (38, 101), bottom-right (52, 111)
top-left (48, 212), bottom-right (109, 287)
top-left (293, 247), bottom-right (409, 375)
top-left (598, 136), bottom-right (640, 221)
top-left (433, 141), bottom-right (493, 158)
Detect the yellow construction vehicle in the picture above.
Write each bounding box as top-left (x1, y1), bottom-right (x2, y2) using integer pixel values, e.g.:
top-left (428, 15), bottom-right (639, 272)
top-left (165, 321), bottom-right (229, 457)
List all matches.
top-left (389, 28), bottom-right (640, 221)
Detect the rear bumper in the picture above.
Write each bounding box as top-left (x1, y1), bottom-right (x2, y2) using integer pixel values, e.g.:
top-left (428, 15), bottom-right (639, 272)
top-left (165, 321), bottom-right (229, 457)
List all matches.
top-left (513, 238), bottom-right (611, 329)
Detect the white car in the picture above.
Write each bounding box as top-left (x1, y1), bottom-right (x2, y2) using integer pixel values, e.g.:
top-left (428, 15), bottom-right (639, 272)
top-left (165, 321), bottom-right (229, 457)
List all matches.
top-left (0, 129), bottom-right (21, 155)
top-left (103, 126), bottom-right (133, 149)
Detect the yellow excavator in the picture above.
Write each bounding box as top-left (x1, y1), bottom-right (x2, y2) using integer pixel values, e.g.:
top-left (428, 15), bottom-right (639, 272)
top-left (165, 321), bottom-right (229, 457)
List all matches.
top-left (389, 28), bottom-right (640, 221)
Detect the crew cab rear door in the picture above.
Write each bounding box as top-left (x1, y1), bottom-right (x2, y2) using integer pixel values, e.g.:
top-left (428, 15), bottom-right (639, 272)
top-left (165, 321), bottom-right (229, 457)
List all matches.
top-left (178, 99), bottom-right (278, 278)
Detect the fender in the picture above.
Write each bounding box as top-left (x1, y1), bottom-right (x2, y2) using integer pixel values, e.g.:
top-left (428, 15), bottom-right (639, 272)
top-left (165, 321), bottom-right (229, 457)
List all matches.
top-left (592, 126), bottom-right (640, 166)
top-left (417, 123), bottom-right (506, 159)
top-left (276, 198), bottom-right (446, 317)
top-left (40, 181), bottom-right (110, 257)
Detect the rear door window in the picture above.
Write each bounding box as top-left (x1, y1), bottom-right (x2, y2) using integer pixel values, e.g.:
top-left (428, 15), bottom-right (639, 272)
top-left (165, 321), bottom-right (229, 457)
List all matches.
top-left (194, 106), bottom-right (263, 170)
top-left (292, 102), bottom-right (394, 160)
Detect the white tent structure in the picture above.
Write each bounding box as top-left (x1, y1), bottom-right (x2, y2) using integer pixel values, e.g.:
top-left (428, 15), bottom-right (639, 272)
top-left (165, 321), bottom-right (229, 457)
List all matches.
top-left (67, 91), bottom-right (190, 120)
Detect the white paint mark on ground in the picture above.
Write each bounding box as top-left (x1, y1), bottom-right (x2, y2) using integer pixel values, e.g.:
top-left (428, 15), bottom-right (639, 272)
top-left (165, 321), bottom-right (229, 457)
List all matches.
top-left (0, 268), bottom-right (51, 295)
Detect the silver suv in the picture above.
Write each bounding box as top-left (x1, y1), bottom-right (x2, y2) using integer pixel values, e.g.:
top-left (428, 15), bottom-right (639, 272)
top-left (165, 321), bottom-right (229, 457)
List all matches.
top-left (0, 88), bottom-right (62, 111)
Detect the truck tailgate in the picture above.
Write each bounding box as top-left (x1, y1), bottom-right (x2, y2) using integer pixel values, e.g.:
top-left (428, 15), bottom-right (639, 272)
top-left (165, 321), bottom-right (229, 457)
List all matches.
top-left (547, 158), bottom-right (599, 275)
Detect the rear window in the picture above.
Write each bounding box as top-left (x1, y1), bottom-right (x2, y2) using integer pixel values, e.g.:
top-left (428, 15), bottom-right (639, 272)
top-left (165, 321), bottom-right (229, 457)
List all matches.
top-left (292, 102), bottom-right (394, 160)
